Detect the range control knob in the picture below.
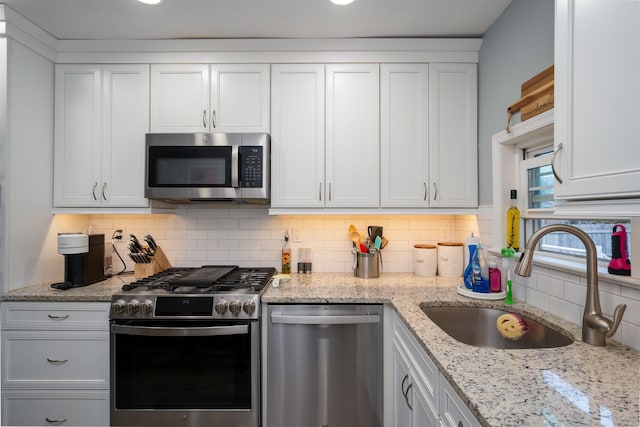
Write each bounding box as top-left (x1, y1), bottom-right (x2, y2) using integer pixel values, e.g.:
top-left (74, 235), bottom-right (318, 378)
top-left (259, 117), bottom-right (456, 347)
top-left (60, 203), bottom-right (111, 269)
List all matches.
top-left (126, 299), bottom-right (140, 314)
top-left (215, 299), bottom-right (228, 315)
top-left (141, 299), bottom-right (154, 314)
top-left (243, 300), bottom-right (256, 315)
top-left (229, 300), bottom-right (242, 316)
top-left (112, 299), bottom-right (126, 314)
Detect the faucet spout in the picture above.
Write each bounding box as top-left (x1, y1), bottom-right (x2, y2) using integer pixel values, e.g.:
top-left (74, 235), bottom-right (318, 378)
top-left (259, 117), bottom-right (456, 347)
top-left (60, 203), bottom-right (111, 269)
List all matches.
top-left (514, 224), bottom-right (627, 346)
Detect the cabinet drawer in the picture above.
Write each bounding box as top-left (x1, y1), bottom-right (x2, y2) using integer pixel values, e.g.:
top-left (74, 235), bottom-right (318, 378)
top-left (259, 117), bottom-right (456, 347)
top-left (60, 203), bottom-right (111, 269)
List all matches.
top-left (2, 331), bottom-right (108, 388)
top-left (2, 390), bottom-right (109, 426)
top-left (394, 313), bottom-right (439, 405)
top-left (439, 373), bottom-right (481, 427)
top-left (1, 302), bottom-right (109, 330)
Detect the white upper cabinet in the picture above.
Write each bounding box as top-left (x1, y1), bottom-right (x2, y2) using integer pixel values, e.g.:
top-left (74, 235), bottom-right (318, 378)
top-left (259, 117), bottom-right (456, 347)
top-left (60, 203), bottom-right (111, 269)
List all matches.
top-left (210, 64), bottom-right (270, 132)
top-left (325, 63), bottom-right (380, 208)
top-left (150, 64), bottom-right (269, 133)
top-left (428, 63), bottom-right (478, 208)
top-left (380, 64), bottom-right (430, 208)
top-left (101, 65), bottom-right (150, 207)
top-left (270, 64), bottom-right (325, 208)
top-left (54, 64), bottom-right (150, 208)
top-left (150, 64), bottom-right (209, 133)
top-left (554, 0), bottom-right (640, 201)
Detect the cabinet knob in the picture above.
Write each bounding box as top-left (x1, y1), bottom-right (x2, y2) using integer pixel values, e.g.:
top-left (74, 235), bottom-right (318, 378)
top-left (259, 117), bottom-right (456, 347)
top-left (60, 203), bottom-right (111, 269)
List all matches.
top-left (47, 314), bottom-right (69, 320)
top-left (46, 358), bottom-right (69, 364)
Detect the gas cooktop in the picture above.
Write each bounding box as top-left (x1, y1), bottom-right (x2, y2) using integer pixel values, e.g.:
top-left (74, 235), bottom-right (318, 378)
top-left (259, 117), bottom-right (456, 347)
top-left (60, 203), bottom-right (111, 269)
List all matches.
top-left (110, 265), bottom-right (277, 320)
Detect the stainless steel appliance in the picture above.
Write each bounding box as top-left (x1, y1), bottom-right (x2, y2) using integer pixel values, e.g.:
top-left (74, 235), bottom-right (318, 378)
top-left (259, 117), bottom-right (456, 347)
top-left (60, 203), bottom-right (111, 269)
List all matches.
top-left (109, 265), bottom-right (276, 427)
top-left (53, 233), bottom-right (111, 289)
top-left (145, 133), bottom-right (270, 203)
top-left (265, 304), bottom-right (383, 427)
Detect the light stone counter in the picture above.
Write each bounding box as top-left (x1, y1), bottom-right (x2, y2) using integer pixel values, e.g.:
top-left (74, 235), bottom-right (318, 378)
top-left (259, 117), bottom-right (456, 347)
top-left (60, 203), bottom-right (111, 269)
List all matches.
top-left (0, 274), bottom-right (137, 302)
top-left (2, 272), bottom-right (638, 426)
top-left (263, 273), bottom-right (640, 427)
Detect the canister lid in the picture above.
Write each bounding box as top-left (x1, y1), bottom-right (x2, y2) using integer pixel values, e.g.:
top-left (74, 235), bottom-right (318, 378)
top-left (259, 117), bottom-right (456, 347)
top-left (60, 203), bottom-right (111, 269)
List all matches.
top-left (414, 244), bottom-right (436, 249)
top-left (437, 241), bottom-right (463, 246)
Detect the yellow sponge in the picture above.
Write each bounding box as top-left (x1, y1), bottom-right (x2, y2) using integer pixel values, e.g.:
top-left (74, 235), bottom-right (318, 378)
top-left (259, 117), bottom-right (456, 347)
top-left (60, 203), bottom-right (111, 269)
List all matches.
top-left (496, 313), bottom-right (529, 340)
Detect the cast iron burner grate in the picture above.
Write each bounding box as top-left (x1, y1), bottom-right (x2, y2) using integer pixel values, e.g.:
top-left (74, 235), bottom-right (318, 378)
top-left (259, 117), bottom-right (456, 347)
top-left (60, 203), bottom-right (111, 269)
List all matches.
top-left (121, 266), bottom-right (277, 294)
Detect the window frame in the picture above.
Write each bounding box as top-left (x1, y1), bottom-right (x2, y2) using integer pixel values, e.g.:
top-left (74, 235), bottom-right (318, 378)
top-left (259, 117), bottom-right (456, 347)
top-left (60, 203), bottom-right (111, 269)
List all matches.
top-left (492, 110), bottom-right (632, 267)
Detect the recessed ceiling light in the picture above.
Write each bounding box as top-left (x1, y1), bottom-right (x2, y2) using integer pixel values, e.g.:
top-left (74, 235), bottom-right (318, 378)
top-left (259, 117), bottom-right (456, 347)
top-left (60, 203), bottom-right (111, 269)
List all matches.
top-left (137, 0), bottom-right (164, 5)
top-left (331, 0), bottom-right (355, 5)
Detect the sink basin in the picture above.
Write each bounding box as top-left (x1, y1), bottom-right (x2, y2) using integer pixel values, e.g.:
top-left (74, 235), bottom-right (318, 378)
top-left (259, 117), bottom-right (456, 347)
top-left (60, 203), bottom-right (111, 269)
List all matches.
top-left (420, 304), bottom-right (574, 349)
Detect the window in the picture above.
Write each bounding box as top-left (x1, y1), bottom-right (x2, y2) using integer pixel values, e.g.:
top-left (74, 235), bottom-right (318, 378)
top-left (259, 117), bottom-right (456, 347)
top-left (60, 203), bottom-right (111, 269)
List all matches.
top-left (520, 144), bottom-right (632, 263)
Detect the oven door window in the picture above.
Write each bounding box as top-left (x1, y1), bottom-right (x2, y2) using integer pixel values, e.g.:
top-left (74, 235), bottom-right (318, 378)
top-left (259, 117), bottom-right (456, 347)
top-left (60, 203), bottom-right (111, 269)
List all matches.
top-left (148, 146), bottom-right (232, 187)
top-left (113, 321), bottom-right (253, 410)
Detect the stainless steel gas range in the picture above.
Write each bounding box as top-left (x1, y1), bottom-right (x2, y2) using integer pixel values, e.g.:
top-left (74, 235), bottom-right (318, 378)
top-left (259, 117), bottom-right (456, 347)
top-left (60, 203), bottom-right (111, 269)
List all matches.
top-left (109, 265), bottom-right (276, 427)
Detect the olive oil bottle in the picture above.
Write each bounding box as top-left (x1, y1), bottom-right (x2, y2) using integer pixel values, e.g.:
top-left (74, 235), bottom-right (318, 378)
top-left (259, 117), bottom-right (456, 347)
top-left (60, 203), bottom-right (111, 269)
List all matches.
top-left (281, 231), bottom-right (291, 274)
top-left (506, 189), bottom-right (520, 252)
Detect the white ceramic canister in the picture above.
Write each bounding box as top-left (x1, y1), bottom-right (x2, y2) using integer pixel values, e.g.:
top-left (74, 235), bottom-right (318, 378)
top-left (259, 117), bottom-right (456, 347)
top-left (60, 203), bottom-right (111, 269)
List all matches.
top-left (413, 244), bottom-right (437, 277)
top-left (437, 242), bottom-right (464, 277)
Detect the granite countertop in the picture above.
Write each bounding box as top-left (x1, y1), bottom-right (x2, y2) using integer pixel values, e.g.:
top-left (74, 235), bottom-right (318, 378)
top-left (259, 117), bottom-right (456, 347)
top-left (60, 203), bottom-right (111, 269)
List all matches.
top-left (263, 273), bottom-right (640, 427)
top-left (0, 274), bottom-right (137, 302)
top-left (2, 272), bottom-right (638, 426)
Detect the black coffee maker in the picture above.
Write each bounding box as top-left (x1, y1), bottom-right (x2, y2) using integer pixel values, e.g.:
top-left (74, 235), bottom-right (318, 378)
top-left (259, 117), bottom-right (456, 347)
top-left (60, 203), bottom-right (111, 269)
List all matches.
top-left (54, 233), bottom-right (110, 289)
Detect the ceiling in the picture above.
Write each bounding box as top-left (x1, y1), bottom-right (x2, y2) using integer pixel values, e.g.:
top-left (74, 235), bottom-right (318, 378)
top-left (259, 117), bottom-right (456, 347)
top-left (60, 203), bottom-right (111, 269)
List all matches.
top-left (4, 0), bottom-right (511, 40)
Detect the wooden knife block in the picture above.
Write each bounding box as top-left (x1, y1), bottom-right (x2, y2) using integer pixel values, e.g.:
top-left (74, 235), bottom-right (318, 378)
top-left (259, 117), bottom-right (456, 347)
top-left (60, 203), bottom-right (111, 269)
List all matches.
top-left (134, 246), bottom-right (172, 279)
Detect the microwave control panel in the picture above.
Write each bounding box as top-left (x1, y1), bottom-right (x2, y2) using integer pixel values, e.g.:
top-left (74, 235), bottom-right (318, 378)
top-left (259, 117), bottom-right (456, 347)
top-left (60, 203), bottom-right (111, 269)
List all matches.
top-left (239, 146), bottom-right (263, 188)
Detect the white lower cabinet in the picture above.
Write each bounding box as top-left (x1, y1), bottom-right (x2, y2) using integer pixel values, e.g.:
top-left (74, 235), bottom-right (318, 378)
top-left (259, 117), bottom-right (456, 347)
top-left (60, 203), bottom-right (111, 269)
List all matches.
top-left (390, 310), bottom-right (480, 427)
top-left (439, 374), bottom-right (481, 427)
top-left (0, 302), bottom-right (110, 426)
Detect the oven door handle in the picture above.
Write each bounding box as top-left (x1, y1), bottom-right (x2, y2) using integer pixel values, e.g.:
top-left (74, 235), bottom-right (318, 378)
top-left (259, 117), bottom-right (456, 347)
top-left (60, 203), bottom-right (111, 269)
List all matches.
top-left (111, 323), bottom-right (249, 337)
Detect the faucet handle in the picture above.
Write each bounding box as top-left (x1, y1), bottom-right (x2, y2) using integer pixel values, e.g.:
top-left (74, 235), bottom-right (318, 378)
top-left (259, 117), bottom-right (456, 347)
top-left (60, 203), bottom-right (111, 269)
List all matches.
top-left (605, 303), bottom-right (627, 338)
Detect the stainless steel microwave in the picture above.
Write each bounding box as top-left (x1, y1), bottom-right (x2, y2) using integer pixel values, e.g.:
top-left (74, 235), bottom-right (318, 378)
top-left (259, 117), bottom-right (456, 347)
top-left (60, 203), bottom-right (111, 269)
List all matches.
top-left (145, 133), bottom-right (269, 203)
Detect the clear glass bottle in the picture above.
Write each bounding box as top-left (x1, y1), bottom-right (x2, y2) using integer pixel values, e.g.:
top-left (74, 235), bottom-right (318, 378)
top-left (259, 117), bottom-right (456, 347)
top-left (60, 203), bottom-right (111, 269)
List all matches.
top-left (471, 243), bottom-right (490, 293)
top-left (281, 231), bottom-right (291, 274)
top-left (506, 189), bottom-right (520, 252)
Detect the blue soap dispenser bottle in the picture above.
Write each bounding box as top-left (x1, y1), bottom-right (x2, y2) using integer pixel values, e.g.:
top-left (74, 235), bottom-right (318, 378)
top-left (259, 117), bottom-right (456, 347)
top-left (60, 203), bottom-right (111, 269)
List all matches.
top-left (463, 233), bottom-right (480, 289)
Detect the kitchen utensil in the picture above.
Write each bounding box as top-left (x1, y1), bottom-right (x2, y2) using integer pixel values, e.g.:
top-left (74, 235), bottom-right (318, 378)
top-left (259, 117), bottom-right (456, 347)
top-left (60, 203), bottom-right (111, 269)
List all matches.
top-left (367, 225), bottom-right (383, 241)
top-left (350, 231), bottom-right (361, 249)
top-left (359, 243), bottom-right (368, 253)
top-left (348, 225), bottom-right (357, 248)
top-left (144, 234), bottom-right (157, 251)
top-left (380, 236), bottom-right (389, 250)
top-left (374, 236), bottom-right (382, 250)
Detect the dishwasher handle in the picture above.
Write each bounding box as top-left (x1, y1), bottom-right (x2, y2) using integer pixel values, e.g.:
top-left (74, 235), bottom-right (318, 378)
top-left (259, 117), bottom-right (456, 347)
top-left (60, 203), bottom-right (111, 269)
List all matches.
top-left (270, 313), bottom-right (380, 325)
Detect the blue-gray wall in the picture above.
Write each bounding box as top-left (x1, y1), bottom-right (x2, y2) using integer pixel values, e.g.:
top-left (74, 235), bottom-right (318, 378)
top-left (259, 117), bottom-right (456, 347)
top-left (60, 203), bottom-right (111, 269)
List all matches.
top-left (478, 0), bottom-right (554, 205)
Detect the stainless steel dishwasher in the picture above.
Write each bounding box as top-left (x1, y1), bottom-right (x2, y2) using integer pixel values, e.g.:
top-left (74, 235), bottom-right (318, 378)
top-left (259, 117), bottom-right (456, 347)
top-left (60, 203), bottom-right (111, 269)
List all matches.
top-left (265, 304), bottom-right (383, 427)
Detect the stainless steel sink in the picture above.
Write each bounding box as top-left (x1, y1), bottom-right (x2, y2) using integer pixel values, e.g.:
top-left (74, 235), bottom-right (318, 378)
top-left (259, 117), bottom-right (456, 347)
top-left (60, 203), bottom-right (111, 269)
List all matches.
top-left (420, 305), bottom-right (574, 349)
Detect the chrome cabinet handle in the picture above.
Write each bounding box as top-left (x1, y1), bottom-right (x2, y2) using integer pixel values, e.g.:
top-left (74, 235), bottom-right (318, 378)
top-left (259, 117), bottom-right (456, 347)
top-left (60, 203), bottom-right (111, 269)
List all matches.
top-left (212, 109), bottom-right (217, 128)
top-left (45, 417), bottom-right (68, 424)
top-left (47, 314), bottom-right (69, 320)
top-left (328, 183), bottom-right (332, 201)
top-left (551, 142), bottom-right (563, 184)
top-left (433, 182), bottom-right (438, 200)
top-left (202, 110), bottom-right (207, 128)
top-left (319, 183), bottom-right (322, 201)
top-left (405, 383), bottom-right (413, 411)
top-left (102, 182), bottom-right (107, 200)
top-left (423, 182), bottom-right (427, 201)
top-left (401, 374), bottom-right (409, 396)
top-left (92, 182), bottom-right (97, 200)
top-left (46, 358), bottom-right (68, 364)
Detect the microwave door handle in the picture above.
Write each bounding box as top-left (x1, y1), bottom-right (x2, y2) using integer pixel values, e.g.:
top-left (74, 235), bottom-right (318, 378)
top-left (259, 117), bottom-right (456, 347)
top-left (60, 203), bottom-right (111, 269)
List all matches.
top-left (111, 324), bottom-right (249, 337)
top-left (231, 146), bottom-right (239, 188)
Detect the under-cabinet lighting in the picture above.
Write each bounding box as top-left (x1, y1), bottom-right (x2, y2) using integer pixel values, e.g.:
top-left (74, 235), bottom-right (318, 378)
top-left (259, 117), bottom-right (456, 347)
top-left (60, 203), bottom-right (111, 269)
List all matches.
top-left (331, 0), bottom-right (355, 5)
top-left (137, 0), bottom-right (164, 5)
